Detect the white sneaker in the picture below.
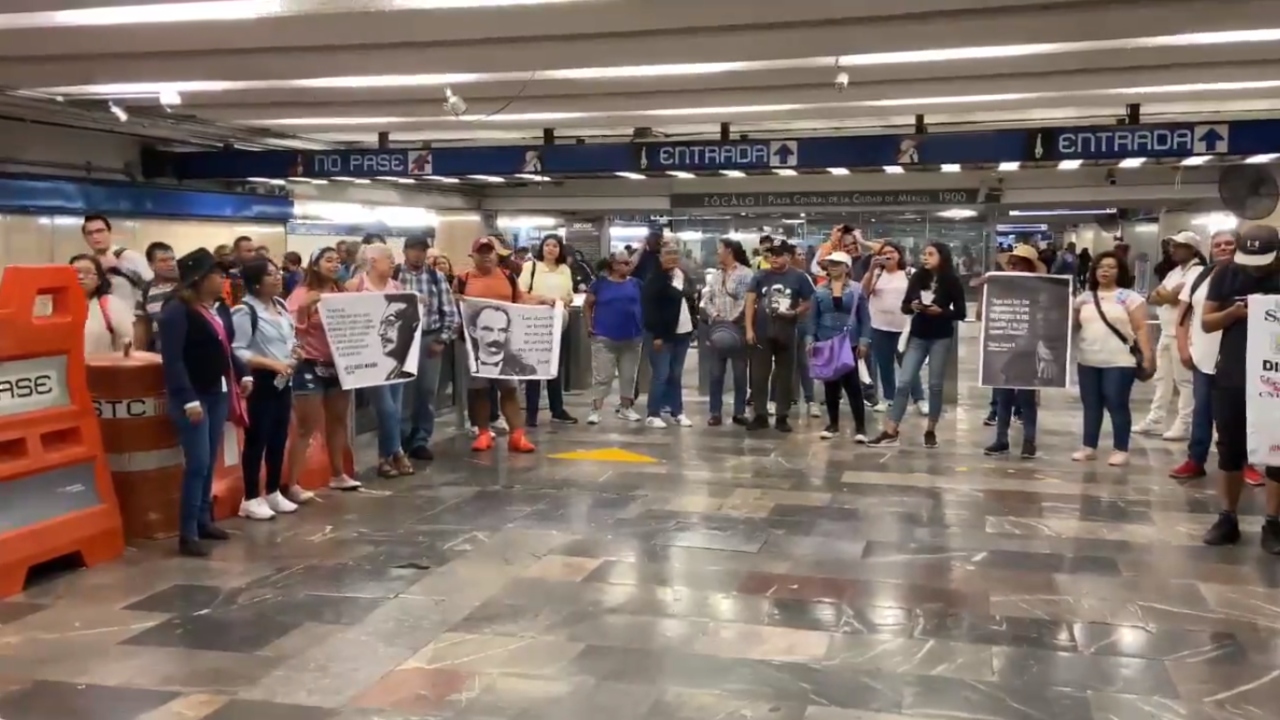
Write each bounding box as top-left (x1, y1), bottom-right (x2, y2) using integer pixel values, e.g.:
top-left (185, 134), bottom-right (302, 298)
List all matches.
top-left (645, 417), bottom-right (668, 429)
top-left (1071, 448), bottom-right (1097, 462)
top-left (873, 402), bottom-right (891, 414)
top-left (265, 491), bottom-right (298, 514)
top-left (673, 414), bottom-right (694, 427)
top-left (329, 475), bottom-right (362, 491)
top-left (853, 433), bottom-right (868, 444)
top-left (767, 401), bottom-right (778, 416)
top-left (284, 485), bottom-right (315, 504)
top-left (586, 410), bottom-right (602, 425)
top-left (1133, 419), bottom-right (1161, 435)
top-left (1162, 425), bottom-right (1190, 442)
top-left (468, 425), bottom-right (480, 437)
top-left (492, 417), bottom-right (510, 435)
top-left (616, 407), bottom-right (642, 422)
top-left (915, 400), bottom-right (929, 416)
top-left (819, 428), bottom-right (838, 440)
top-left (808, 402), bottom-right (822, 418)
top-left (238, 497), bottom-right (275, 521)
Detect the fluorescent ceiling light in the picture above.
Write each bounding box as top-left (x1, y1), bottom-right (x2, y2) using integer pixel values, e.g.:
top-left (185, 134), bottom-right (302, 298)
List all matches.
top-left (246, 177), bottom-right (274, 182)
top-left (720, 170), bottom-right (746, 177)
top-left (1180, 156), bottom-right (1212, 166)
top-left (157, 90), bottom-right (182, 107)
top-left (645, 104), bottom-right (806, 117)
top-left (1058, 159), bottom-right (1083, 170)
top-left (1117, 157), bottom-right (1147, 168)
top-left (514, 173), bottom-right (551, 181)
top-left (1109, 80), bottom-right (1280, 95)
top-left (667, 171), bottom-right (695, 179)
top-left (352, 179), bottom-right (372, 184)
top-left (467, 175), bottom-right (506, 183)
top-left (1007, 208), bottom-right (1116, 216)
top-left (998, 161), bottom-right (1020, 171)
top-left (1246, 154), bottom-right (1280, 163)
top-left (331, 176), bottom-right (358, 181)
top-left (615, 171), bottom-right (646, 179)
top-left (940, 164), bottom-right (962, 173)
top-left (546, 62), bottom-right (753, 80)
top-left (865, 93), bottom-right (1041, 107)
top-left (432, 176), bottom-right (463, 183)
top-left (937, 209), bottom-right (978, 219)
top-left (774, 169), bottom-right (798, 176)
top-left (883, 166), bottom-right (905, 174)
top-left (827, 168), bottom-right (851, 175)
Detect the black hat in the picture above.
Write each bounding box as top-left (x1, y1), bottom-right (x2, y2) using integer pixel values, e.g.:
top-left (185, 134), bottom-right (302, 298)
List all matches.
top-left (177, 247), bottom-right (221, 287)
top-left (766, 240), bottom-right (793, 255)
top-left (1237, 225), bottom-right (1279, 267)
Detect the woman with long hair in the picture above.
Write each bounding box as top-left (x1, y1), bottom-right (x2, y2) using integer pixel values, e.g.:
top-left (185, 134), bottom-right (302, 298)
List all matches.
top-left (231, 259), bottom-right (299, 520)
top-left (867, 242), bottom-right (967, 448)
top-left (157, 248), bottom-right (251, 556)
top-left (519, 234), bottom-right (578, 426)
top-left (702, 238), bottom-right (755, 426)
top-left (70, 253), bottom-right (134, 354)
top-left (285, 247), bottom-right (360, 498)
top-left (583, 251), bottom-right (644, 425)
top-left (860, 242), bottom-right (923, 415)
top-left (1073, 250), bottom-right (1155, 467)
top-left (806, 252), bottom-right (871, 442)
top-left (346, 243), bottom-right (414, 478)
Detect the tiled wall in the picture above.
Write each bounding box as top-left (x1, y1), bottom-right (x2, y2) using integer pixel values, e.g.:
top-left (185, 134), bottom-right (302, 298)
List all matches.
top-left (0, 214), bottom-right (287, 267)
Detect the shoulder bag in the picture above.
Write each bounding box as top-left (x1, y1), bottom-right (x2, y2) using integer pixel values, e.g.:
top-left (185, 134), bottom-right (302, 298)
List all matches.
top-left (1091, 291), bottom-right (1154, 381)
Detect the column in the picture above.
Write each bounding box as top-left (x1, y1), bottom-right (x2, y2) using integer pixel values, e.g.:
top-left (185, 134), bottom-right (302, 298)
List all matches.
top-left (434, 212), bottom-right (485, 272)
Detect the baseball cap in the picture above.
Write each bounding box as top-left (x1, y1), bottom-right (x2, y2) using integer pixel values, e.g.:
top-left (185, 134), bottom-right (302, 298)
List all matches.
top-left (1236, 225), bottom-right (1279, 267)
top-left (1166, 230), bottom-right (1205, 253)
top-left (471, 236), bottom-right (497, 253)
top-left (824, 251), bottom-right (854, 267)
top-left (766, 240), bottom-right (793, 255)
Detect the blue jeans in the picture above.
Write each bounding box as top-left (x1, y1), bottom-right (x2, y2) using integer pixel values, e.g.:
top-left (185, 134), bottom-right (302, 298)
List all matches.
top-left (646, 334), bottom-right (691, 418)
top-left (371, 382), bottom-right (406, 459)
top-left (405, 333), bottom-right (444, 451)
top-left (709, 348), bottom-right (747, 419)
top-left (994, 388), bottom-right (1038, 444)
top-left (870, 328), bottom-right (922, 406)
top-left (1077, 364), bottom-right (1137, 452)
top-left (171, 391), bottom-right (229, 540)
top-left (1189, 368), bottom-right (1214, 465)
top-left (889, 336), bottom-right (951, 425)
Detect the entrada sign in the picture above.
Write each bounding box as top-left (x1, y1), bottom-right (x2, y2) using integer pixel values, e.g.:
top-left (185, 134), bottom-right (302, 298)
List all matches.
top-left (671, 190), bottom-right (980, 209)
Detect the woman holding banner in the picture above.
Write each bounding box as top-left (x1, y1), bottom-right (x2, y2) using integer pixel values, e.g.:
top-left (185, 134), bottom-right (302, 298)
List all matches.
top-left (285, 247), bottom-right (361, 496)
top-left (346, 244), bottom-right (415, 479)
top-left (983, 245), bottom-right (1047, 459)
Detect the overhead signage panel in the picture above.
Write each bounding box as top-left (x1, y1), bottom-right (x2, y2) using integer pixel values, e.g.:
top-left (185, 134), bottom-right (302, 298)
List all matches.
top-left (637, 140), bottom-right (798, 171)
top-left (671, 190), bottom-right (980, 209)
top-left (1032, 124), bottom-right (1234, 161)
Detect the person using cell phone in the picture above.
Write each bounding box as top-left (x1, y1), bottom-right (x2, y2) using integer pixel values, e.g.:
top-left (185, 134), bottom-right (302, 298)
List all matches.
top-left (861, 242), bottom-right (924, 416)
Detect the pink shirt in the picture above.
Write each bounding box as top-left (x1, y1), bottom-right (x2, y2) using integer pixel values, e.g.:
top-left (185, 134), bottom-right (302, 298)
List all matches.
top-left (287, 285), bottom-right (337, 363)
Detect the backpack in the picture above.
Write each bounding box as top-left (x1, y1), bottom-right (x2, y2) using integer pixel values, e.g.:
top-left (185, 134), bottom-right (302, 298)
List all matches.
top-left (106, 247), bottom-right (146, 292)
top-left (456, 268), bottom-right (519, 302)
top-left (239, 297), bottom-right (289, 337)
top-left (97, 296), bottom-right (115, 337)
top-left (1178, 265), bottom-right (1216, 327)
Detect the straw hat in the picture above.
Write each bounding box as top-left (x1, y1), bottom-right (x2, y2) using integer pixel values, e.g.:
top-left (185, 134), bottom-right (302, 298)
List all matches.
top-left (996, 244), bottom-right (1047, 273)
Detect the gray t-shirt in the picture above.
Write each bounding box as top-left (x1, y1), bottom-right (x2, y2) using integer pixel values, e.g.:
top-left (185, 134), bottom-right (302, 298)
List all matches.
top-left (750, 267), bottom-right (815, 340)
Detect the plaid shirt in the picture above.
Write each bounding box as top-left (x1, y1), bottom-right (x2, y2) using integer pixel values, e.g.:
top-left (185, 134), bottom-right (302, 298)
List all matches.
top-left (398, 264), bottom-right (459, 338)
top-left (701, 264), bottom-right (755, 322)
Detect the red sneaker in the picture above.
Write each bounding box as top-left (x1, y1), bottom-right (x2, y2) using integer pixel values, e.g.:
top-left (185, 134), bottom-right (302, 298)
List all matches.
top-left (1169, 460), bottom-right (1206, 480)
top-left (471, 431), bottom-right (495, 452)
top-left (1245, 465), bottom-right (1265, 487)
top-left (508, 429), bottom-right (536, 453)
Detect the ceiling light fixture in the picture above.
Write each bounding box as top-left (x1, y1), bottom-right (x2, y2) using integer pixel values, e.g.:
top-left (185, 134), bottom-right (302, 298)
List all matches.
top-left (937, 209), bottom-right (979, 219)
top-left (514, 173), bottom-right (551, 181)
top-left (107, 101), bottom-right (128, 122)
top-left (157, 89), bottom-right (182, 110)
top-left (467, 175), bottom-right (506, 182)
top-left (1058, 159), bottom-right (1083, 170)
top-left (1007, 208), bottom-right (1117, 216)
top-left (827, 168), bottom-right (851, 175)
top-left (667, 171), bottom-right (695, 179)
top-left (720, 170), bottom-right (746, 177)
top-left (351, 179), bottom-right (372, 184)
top-left (1246, 154), bottom-right (1280, 164)
top-left (998, 161), bottom-right (1020, 171)
top-left (1117, 157), bottom-right (1147, 168)
top-left (431, 177), bottom-right (463, 183)
top-left (883, 165), bottom-right (905, 174)
top-left (940, 164), bottom-right (962, 173)
top-left (615, 172), bottom-right (646, 179)
top-left (1180, 156), bottom-right (1212, 166)
top-left (774, 169), bottom-right (798, 176)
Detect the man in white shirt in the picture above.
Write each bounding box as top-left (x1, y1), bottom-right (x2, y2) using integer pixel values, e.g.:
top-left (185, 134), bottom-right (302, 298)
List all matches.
top-left (82, 214), bottom-right (153, 309)
top-left (1137, 231), bottom-right (1205, 440)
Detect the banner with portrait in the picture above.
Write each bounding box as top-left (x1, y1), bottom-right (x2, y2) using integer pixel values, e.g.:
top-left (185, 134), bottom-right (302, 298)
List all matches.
top-left (979, 272), bottom-right (1073, 389)
top-left (1247, 294), bottom-right (1280, 466)
top-left (319, 292), bottom-right (423, 390)
top-left (460, 298), bottom-right (564, 380)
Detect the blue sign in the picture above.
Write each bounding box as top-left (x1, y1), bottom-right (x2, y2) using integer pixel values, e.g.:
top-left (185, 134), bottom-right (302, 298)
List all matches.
top-left (149, 118), bottom-right (1280, 181)
top-left (0, 173), bottom-right (292, 221)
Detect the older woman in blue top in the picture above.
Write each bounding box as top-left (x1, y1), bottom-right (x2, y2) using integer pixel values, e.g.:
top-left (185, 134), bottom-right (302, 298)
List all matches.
top-left (231, 258), bottom-right (300, 522)
top-left (158, 248), bottom-right (252, 558)
top-left (804, 251), bottom-right (872, 442)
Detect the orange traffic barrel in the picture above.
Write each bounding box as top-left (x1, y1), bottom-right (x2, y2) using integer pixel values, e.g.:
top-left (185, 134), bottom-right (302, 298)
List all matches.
top-left (85, 352), bottom-right (183, 540)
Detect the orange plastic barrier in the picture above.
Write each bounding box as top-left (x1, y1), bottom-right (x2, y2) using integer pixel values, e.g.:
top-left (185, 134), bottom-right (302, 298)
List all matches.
top-left (284, 414), bottom-right (356, 493)
top-left (210, 426), bottom-right (245, 522)
top-left (87, 352), bottom-right (183, 539)
top-left (0, 266), bottom-right (125, 598)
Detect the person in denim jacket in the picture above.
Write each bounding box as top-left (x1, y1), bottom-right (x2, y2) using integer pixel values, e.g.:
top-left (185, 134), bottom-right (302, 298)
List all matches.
top-left (804, 252), bottom-right (872, 442)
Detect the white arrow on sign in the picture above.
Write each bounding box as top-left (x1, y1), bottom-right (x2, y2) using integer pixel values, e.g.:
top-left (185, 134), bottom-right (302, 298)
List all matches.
top-left (769, 140), bottom-right (798, 167)
top-left (1193, 124), bottom-right (1229, 155)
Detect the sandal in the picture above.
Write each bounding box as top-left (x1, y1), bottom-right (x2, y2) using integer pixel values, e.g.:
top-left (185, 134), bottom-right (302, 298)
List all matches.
top-left (393, 451), bottom-right (414, 476)
top-left (377, 459), bottom-right (398, 478)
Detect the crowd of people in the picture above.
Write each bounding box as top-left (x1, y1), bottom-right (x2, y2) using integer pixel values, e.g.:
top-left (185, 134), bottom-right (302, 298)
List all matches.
top-left (69, 214), bottom-right (1280, 556)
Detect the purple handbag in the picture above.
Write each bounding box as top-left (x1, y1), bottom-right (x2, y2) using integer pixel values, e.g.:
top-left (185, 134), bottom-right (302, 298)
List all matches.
top-left (808, 331), bottom-right (856, 381)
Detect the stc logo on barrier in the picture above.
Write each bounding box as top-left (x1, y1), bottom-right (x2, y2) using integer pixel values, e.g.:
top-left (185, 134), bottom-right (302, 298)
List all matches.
top-left (0, 356), bottom-right (70, 418)
top-left (93, 397), bottom-right (167, 420)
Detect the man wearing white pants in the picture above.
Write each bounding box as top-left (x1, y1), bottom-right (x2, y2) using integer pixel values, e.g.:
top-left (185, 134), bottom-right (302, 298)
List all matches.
top-left (1137, 231), bottom-right (1205, 440)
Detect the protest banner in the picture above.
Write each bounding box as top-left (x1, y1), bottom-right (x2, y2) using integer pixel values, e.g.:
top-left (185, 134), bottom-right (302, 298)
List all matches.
top-left (460, 298), bottom-right (563, 380)
top-left (318, 292), bottom-right (422, 390)
top-left (1247, 294), bottom-right (1280, 466)
top-left (979, 272), bottom-right (1073, 389)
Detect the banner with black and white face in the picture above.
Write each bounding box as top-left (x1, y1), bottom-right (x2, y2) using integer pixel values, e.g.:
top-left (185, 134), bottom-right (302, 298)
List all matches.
top-left (460, 297), bottom-right (563, 380)
top-left (319, 292), bottom-right (423, 390)
top-left (979, 273), bottom-right (1073, 389)
top-left (1247, 294), bottom-right (1280, 467)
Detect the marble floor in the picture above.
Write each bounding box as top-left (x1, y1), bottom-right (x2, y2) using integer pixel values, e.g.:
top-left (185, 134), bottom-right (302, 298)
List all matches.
top-left (2, 333), bottom-right (1279, 720)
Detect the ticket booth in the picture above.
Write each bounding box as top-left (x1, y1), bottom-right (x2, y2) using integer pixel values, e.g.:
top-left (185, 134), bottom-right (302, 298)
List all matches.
top-left (0, 266), bottom-right (125, 597)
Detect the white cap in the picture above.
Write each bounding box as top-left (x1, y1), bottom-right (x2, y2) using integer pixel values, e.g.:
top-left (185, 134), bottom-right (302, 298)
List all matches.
top-left (1167, 230), bottom-right (1206, 253)
top-left (824, 251), bottom-right (854, 267)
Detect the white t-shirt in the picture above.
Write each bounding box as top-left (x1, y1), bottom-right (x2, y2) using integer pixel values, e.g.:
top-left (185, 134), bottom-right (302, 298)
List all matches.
top-left (673, 270), bottom-right (693, 335)
top-left (84, 294), bottom-right (135, 355)
top-left (1178, 265), bottom-right (1220, 375)
top-left (1156, 262), bottom-right (1202, 333)
top-left (102, 247), bottom-right (154, 309)
top-left (867, 269), bottom-right (909, 332)
top-left (1075, 289), bottom-right (1145, 368)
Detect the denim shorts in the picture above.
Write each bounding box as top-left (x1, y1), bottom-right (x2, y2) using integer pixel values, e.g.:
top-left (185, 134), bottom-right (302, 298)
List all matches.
top-left (292, 359), bottom-right (343, 395)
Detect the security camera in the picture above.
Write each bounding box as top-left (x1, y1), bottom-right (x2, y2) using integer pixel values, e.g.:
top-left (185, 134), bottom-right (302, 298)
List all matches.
top-left (443, 87), bottom-right (467, 117)
top-left (834, 71), bottom-right (849, 92)
top-left (1105, 168), bottom-right (1117, 186)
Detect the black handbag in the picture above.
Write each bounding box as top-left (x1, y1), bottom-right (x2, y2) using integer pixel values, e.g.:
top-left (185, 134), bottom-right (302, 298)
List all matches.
top-left (1091, 292), bottom-right (1154, 382)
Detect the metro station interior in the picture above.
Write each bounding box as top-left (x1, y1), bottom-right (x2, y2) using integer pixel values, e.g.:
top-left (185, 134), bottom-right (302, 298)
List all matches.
top-left (3, 1), bottom-right (1280, 719)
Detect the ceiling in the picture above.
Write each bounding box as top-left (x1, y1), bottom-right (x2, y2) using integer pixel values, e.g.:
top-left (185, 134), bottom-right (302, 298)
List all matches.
top-left (5, 0), bottom-right (1280, 149)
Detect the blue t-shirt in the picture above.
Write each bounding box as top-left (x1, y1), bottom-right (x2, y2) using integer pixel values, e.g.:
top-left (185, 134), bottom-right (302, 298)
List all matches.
top-left (588, 276), bottom-right (643, 341)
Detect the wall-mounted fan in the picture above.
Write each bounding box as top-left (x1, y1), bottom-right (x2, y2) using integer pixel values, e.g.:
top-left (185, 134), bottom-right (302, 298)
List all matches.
top-left (1219, 165), bottom-right (1280, 221)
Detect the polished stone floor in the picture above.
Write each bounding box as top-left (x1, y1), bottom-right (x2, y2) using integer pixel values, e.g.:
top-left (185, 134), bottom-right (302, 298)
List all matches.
top-left (2, 330), bottom-right (1278, 720)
